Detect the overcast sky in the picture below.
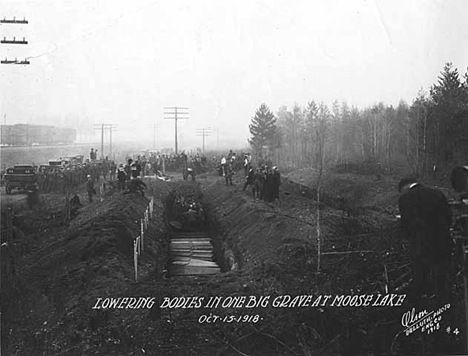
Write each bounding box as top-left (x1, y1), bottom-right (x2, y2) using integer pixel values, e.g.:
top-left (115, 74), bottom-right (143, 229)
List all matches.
top-left (1, 0), bottom-right (467, 149)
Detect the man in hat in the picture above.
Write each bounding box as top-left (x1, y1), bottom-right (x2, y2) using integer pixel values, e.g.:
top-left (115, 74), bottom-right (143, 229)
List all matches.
top-left (117, 164), bottom-right (127, 191)
top-left (220, 156), bottom-right (227, 176)
top-left (243, 166), bottom-right (255, 194)
top-left (86, 175), bottom-right (95, 203)
top-left (397, 177), bottom-right (453, 306)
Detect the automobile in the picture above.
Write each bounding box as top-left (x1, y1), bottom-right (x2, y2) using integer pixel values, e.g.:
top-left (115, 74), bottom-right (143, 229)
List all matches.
top-left (3, 164), bottom-right (38, 194)
top-left (48, 159), bottom-right (70, 169)
top-left (63, 155), bottom-right (84, 166)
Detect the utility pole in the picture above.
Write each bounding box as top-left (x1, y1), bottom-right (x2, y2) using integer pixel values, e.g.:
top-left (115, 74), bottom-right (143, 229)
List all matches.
top-left (196, 127), bottom-right (212, 154)
top-left (93, 123), bottom-right (117, 160)
top-left (109, 125), bottom-right (117, 160)
top-left (164, 107), bottom-right (188, 155)
top-left (1, 17), bottom-right (30, 65)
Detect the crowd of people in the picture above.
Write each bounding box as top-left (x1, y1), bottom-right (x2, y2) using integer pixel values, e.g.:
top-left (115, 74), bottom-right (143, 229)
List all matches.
top-left (243, 165), bottom-right (281, 202)
top-left (216, 150), bottom-right (281, 203)
top-left (27, 147), bottom-right (283, 205)
top-left (37, 160), bottom-right (109, 193)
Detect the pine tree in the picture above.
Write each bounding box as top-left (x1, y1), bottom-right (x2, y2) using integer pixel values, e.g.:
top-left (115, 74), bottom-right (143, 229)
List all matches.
top-left (430, 62), bottom-right (468, 167)
top-left (248, 103), bottom-right (277, 159)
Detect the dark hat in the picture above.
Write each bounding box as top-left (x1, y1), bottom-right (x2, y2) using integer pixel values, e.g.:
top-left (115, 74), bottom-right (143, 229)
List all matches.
top-left (398, 177), bottom-right (418, 192)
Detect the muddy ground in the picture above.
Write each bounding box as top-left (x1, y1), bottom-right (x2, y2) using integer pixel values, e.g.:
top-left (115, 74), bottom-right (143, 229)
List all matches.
top-left (1, 168), bottom-right (466, 355)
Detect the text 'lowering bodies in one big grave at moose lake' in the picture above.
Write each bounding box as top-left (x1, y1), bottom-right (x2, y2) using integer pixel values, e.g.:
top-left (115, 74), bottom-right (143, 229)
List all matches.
top-left (92, 294), bottom-right (407, 310)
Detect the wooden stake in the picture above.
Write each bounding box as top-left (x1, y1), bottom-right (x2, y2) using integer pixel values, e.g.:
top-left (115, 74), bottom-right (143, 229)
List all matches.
top-left (134, 240), bottom-right (138, 282)
top-left (141, 219), bottom-right (144, 252)
top-left (462, 239), bottom-right (468, 353)
top-left (383, 264), bottom-right (389, 294)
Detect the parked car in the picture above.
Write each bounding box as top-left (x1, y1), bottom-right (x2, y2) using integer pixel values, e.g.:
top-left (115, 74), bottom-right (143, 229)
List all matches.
top-left (3, 164), bottom-right (38, 194)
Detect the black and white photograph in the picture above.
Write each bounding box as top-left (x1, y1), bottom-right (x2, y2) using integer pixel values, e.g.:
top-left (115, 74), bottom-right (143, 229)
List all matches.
top-left (1, 1), bottom-right (468, 355)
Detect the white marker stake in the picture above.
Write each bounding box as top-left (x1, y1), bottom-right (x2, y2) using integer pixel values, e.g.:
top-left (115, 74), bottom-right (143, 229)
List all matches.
top-left (134, 240), bottom-right (138, 282)
top-left (141, 219), bottom-right (144, 251)
top-left (100, 183), bottom-right (104, 202)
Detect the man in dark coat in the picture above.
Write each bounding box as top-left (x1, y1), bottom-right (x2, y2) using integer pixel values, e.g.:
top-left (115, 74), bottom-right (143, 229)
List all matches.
top-left (264, 168), bottom-right (274, 202)
top-left (224, 162), bottom-right (233, 186)
top-left (243, 166), bottom-right (255, 194)
top-left (117, 166), bottom-right (127, 191)
top-left (272, 166), bottom-right (281, 202)
top-left (26, 184), bottom-right (40, 210)
top-left (70, 193), bottom-right (82, 218)
top-left (398, 178), bottom-right (453, 306)
top-left (253, 168), bottom-right (264, 199)
top-left (124, 176), bottom-right (147, 196)
top-left (86, 175), bottom-right (95, 203)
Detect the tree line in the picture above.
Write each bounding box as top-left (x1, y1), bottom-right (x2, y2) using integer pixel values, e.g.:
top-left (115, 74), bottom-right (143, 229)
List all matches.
top-left (249, 62), bottom-right (468, 176)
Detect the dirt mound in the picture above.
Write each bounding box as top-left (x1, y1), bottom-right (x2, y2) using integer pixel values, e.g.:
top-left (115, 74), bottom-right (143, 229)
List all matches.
top-left (3, 173), bottom-right (465, 355)
top-left (285, 168), bottom-right (401, 216)
top-left (197, 174), bottom-right (465, 355)
top-left (2, 189), bottom-right (170, 355)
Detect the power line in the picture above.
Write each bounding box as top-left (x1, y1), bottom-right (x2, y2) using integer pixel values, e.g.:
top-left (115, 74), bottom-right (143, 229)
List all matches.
top-left (1, 17), bottom-right (28, 24)
top-left (1, 37), bottom-right (28, 44)
top-left (1, 17), bottom-right (30, 65)
top-left (1, 58), bottom-right (30, 65)
top-left (164, 107), bottom-right (188, 155)
top-left (196, 127), bottom-right (212, 154)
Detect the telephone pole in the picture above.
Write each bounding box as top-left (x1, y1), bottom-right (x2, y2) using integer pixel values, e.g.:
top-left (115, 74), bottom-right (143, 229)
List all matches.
top-left (164, 107), bottom-right (188, 155)
top-left (196, 127), bottom-right (212, 154)
top-left (108, 125), bottom-right (118, 160)
top-left (1, 17), bottom-right (30, 65)
top-left (93, 124), bottom-right (117, 159)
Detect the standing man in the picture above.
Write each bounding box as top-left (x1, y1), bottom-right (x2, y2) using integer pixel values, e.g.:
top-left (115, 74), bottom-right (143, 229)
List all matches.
top-left (272, 166), bottom-right (281, 203)
top-left (220, 156), bottom-right (227, 176)
top-left (117, 166), bottom-right (127, 192)
top-left (253, 168), bottom-right (264, 199)
top-left (397, 178), bottom-right (453, 306)
top-left (109, 161), bottom-right (117, 181)
top-left (86, 175), bottom-right (95, 203)
top-left (224, 163), bottom-right (233, 186)
top-left (243, 166), bottom-right (255, 194)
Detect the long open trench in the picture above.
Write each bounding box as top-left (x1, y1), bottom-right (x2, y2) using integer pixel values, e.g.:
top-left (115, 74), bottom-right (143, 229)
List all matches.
top-left (165, 182), bottom-right (222, 276)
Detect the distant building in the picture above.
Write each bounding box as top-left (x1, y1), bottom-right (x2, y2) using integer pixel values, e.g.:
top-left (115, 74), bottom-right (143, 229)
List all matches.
top-left (0, 124), bottom-right (76, 146)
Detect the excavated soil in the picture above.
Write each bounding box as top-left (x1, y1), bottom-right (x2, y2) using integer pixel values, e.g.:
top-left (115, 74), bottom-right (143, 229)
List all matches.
top-left (1, 170), bottom-right (466, 355)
